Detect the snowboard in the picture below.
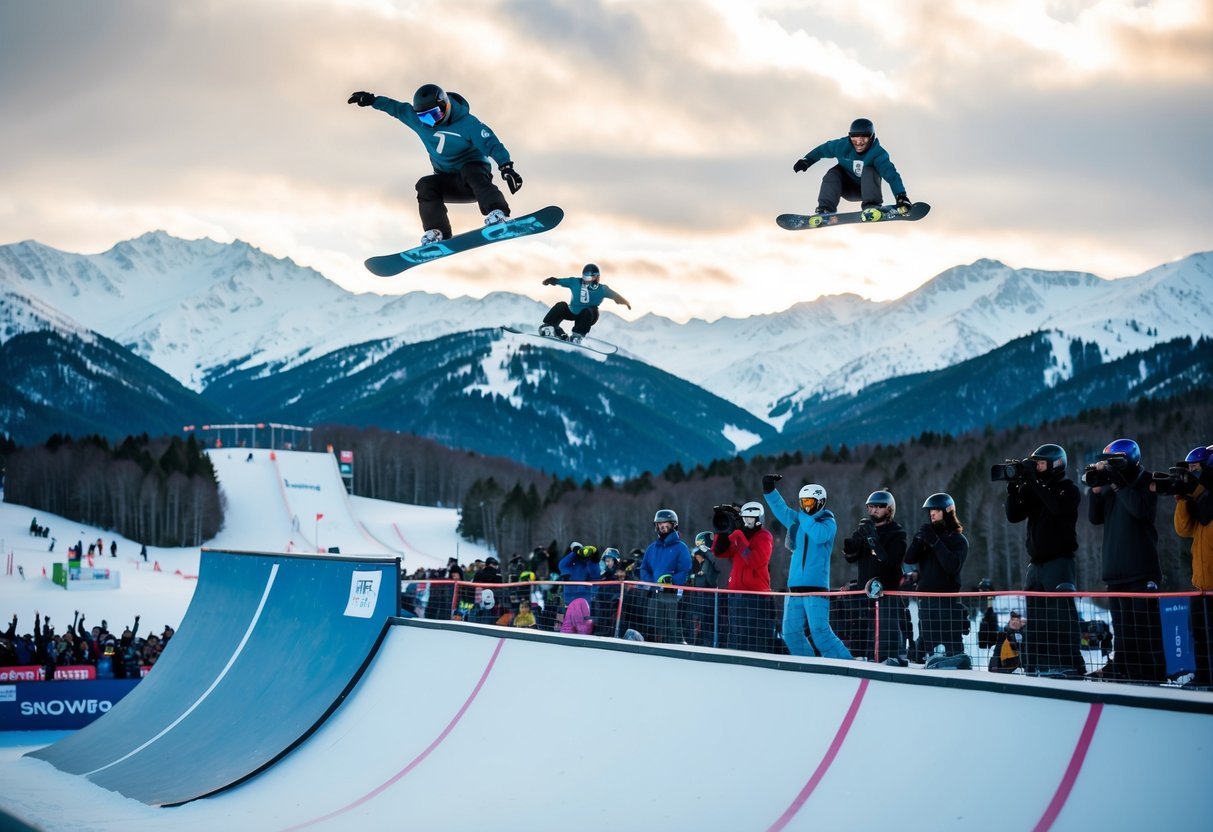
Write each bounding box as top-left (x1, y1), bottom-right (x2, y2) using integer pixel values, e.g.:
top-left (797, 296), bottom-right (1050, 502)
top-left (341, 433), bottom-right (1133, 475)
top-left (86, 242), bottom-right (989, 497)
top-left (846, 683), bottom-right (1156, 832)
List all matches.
top-left (501, 325), bottom-right (618, 356)
top-left (776, 201), bottom-right (930, 231)
top-left (364, 205), bottom-right (564, 276)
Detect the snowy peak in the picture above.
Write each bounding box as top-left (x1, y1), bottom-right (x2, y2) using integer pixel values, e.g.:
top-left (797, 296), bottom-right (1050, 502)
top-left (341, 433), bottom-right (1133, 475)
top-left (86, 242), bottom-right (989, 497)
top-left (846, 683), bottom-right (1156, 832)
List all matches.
top-left (1, 231), bottom-right (1209, 426)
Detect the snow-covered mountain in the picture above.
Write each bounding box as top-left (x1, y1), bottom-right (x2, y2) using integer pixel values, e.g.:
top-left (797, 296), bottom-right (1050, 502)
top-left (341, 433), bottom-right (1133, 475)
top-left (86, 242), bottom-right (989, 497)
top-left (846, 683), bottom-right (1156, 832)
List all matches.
top-left (2, 231), bottom-right (1209, 425)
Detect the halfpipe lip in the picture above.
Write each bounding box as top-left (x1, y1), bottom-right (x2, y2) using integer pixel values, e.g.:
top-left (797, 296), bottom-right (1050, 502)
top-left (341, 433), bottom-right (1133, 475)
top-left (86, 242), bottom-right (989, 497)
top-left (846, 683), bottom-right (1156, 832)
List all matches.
top-left (391, 617), bottom-right (1213, 715)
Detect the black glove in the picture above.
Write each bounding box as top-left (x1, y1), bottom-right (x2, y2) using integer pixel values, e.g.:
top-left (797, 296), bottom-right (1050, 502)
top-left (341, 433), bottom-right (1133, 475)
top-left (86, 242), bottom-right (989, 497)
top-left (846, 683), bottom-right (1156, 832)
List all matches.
top-left (347, 91), bottom-right (376, 107)
top-left (793, 158), bottom-right (811, 173)
top-left (542, 277), bottom-right (558, 286)
top-left (500, 162), bottom-right (522, 194)
top-left (916, 523), bottom-right (939, 546)
top-left (762, 474), bottom-right (783, 493)
top-left (895, 192), bottom-right (912, 212)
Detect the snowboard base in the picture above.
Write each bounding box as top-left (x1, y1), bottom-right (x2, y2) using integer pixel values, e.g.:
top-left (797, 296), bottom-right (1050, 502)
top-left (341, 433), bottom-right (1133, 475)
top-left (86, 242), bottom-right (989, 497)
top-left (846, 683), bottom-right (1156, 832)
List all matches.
top-left (777, 201), bottom-right (930, 231)
top-left (365, 205), bottom-right (564, 276)
top-left (501, 325), bottom-right (617, 356)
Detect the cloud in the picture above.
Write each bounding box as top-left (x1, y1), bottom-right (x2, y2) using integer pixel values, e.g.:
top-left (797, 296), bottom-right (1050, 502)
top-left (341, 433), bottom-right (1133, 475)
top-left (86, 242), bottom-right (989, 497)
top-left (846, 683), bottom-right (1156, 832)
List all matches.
top-left (0, 0), bottom-right (1209, 322)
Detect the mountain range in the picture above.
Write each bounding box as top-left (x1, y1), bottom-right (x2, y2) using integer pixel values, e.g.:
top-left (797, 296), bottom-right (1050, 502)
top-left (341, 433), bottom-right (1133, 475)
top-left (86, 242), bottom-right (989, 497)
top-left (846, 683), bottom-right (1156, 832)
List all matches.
top-left (1, 232), bottom-right (1209, 477)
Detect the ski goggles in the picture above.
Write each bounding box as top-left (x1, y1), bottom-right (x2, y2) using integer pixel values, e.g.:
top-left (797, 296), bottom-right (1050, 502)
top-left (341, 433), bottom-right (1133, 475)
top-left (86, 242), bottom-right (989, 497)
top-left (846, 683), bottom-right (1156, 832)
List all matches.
top-left (416, 105), bottom-right (444, 127)
top-left (800, 497), bottom-right (819, 513)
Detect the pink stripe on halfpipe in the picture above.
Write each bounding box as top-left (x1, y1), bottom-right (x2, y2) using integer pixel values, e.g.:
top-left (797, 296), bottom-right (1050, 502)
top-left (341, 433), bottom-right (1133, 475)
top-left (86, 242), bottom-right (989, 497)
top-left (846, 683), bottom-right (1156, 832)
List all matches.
top-left (766, 678), bottom-right (870, 832)
top-left (280, 637), bottom-right (506, 832)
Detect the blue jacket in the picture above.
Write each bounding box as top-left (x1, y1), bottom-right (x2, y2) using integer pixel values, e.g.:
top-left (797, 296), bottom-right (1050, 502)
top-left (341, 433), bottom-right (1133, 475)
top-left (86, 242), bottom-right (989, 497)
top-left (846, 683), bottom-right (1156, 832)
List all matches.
top-left (552, 278), bottom-right (625, 314)
top-left (802, 136), bottom-right (905, 195)
top-left (372, 91), bottom-right (511, 174)
top-left (558, 550), bottom-right (599, 603)
top-left (764, 489), bottom-right (836, 590)
top-left (640, 531), bottom-right (691, 587)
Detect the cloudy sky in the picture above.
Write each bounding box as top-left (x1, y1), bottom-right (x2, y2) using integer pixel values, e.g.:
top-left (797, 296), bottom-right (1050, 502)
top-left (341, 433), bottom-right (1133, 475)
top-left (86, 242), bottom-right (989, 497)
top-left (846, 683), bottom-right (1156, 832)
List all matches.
top-left (1, 0), bottom-right (1210, 321)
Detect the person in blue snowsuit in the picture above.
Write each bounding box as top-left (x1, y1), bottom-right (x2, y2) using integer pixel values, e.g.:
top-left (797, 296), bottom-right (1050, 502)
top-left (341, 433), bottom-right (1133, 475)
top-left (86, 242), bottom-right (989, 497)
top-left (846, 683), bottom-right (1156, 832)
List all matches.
top-left (762, 475), bottom-right (854, 659)
top-left (793, 118), bottom-right (911, 216)
top-left (639, 509), bottom-right (692, 643)
top-left (540, 264), bottom-right (631, 345)
top-left (558, 542), bottom-right (601, 607)
top-left (348, 83), bottom-right (523, 245)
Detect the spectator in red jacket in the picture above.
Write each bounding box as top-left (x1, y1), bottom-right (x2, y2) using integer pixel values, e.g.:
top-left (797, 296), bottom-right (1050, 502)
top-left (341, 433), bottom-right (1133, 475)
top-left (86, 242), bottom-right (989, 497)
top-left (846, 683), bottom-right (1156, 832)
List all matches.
top-left (714, 501), bottom-right (773, 653)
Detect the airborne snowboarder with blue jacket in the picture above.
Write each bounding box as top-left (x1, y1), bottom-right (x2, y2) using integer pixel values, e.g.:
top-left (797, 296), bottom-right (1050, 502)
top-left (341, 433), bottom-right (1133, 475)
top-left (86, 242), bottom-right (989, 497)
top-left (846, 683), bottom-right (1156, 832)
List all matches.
top-left (539, 264), bottom-right (631, 345)
top-left (348, 84), bottom-right (523, 245)
top-left (793, 118), bottom-right (911, 218)
top-left (762, 474), bottom-right (854, 660)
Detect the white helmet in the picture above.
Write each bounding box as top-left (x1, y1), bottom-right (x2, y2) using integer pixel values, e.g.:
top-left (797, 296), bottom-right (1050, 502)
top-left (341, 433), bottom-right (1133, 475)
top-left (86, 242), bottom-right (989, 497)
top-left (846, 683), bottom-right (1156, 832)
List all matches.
top-left (799, 484), bottom-right (826, 515)
top-left (740, 501), bottom-right (764, 525)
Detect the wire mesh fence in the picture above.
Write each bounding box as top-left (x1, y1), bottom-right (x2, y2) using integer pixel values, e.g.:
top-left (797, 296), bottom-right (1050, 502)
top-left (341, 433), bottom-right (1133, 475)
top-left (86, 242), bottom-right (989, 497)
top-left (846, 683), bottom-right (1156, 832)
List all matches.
top-left (402, 579), bottom-right (1211, 690)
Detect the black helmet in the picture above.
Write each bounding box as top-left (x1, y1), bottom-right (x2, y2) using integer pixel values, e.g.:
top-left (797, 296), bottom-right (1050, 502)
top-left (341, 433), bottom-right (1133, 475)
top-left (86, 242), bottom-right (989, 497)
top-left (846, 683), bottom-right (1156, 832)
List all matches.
top-left (922, 492), bottom-right (955, 511)
top-left (865, 489), bottom-right (896, 518)
top-left (412, 84), bottom-right (448, 126)
top-left (848, 118), bottom-right (875, 138)
top-left (1028, 444), bottom-right (1067, 480)
top-left (582, 263), bottom-right (600, 283)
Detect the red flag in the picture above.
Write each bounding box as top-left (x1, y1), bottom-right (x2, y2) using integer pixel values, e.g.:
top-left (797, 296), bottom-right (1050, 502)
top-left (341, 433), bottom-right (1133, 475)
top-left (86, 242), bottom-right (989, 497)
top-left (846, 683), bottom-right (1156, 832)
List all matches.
top-left (315, 513), bottom-right (324, 521)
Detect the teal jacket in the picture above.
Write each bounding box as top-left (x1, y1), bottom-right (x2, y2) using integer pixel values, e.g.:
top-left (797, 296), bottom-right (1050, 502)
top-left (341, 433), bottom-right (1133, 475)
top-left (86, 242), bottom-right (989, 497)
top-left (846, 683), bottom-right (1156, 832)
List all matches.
top-left (552, 278), bottom-right (626, 314)
top-left (802, 136), bottom-right (905, 194)
top-left (372, 91), bottom-right (511, 174)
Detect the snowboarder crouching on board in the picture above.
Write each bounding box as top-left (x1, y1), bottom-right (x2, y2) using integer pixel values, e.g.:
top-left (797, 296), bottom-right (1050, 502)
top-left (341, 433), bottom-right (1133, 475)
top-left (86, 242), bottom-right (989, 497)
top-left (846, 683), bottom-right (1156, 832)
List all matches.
top-left (793, 118), bottom-right (911, 217)
top-left (348, 84), bottom-right (523, 246)
top-left (540, 264), bottom-right (631, 345)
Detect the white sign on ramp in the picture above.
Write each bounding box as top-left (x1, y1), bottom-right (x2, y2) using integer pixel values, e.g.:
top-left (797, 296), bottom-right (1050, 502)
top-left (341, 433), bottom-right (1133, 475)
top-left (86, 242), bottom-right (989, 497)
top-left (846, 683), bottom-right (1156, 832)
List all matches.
top-left (344, 571), bottom-right (382, 618)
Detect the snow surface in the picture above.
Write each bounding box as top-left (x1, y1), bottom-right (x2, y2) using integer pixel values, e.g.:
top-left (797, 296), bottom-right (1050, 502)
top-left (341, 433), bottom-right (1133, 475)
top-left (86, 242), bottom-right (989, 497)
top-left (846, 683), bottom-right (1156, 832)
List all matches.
top-left (0, 450), bottom-right (489, 634)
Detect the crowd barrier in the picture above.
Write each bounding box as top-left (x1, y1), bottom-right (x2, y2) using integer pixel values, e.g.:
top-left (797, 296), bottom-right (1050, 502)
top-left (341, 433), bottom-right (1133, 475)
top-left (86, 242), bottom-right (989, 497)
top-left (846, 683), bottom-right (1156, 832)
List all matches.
top-left (406, 578), bottom-right (1210, 687)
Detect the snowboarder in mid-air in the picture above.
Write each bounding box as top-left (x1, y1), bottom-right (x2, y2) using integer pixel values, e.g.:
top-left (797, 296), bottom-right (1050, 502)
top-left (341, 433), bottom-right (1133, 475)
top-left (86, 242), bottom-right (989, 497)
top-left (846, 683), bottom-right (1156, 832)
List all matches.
top-left (348, 84), bottom-right (523, 246)
top-left (793, 118), bottom-right (911, 219)
top-left (539, 264), bottom-right (631, 345)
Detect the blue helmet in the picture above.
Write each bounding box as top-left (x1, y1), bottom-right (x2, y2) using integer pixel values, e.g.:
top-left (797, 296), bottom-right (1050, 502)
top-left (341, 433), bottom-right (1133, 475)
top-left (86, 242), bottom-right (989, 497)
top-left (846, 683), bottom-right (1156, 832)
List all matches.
top-left (1102, 438), bottom-right (1141, 465)
top-left (1186, 446), bottom-right (1211, 465)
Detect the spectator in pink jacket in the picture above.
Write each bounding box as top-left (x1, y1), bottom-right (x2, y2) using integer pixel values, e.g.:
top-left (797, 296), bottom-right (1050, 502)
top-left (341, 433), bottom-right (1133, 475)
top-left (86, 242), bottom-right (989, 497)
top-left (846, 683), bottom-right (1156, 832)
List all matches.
top-left (560, 597), bottom-right (594, 635)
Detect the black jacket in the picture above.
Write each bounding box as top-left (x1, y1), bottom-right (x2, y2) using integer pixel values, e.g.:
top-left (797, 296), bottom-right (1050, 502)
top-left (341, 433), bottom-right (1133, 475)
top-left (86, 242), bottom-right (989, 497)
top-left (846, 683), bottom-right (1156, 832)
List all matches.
top-left (904, 523), bottom-right (968, 592)
top-left (843, 520), bottom-right (906, 589)
top-left (1088, 467), bottom-right (1160, 587)
top-left (1006, 475), bottom-right (1080, 563)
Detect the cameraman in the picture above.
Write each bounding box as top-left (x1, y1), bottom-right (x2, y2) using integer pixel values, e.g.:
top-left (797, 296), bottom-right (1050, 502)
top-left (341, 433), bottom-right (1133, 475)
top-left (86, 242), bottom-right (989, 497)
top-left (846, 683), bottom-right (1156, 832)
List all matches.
top-left (1087, 438), bottom-right (1165, 682)
top-left (1174, 445), bottom-right (1213, 688)
top-left (842, 489), bottom-right (905, 662)
top-left (712, 501), bottom-right (773, 653)
top-left (1004, 444), bottom-right (1085, 676)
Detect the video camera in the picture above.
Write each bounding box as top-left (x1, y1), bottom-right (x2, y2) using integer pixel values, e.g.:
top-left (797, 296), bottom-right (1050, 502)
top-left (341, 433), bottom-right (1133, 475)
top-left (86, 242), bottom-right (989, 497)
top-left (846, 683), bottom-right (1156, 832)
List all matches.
top-left (990, 459), bottom-right (1035, 482)
top-left (1080, 455), bottom-right (1131, 488)
top-left (1150, 463), bottom-right (1198, 496)
top-left (712, 503), bottom-right (742, 534)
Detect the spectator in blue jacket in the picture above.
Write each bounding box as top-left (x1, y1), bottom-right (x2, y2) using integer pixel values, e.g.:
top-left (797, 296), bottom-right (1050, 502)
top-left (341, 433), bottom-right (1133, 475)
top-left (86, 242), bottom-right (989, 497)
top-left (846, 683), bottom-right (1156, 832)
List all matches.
top-left (558, 542), bottom-right (601, 607)
top-left (640, 509), bottom-right (692, 643)
top-left (762, 475), bottom-right (853, 660)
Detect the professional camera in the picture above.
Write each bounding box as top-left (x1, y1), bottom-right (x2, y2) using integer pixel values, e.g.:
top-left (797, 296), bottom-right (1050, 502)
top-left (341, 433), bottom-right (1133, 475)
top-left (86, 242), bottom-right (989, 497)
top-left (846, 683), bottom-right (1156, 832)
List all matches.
top-left (712, 503), bottom-right (742, 534)
top-left (990, 459), bottom-right (1034, 482)
top-left (1081, 455), bottom-right (1129, 488)
top-left (1150, 464), bottom-right (1198, 496)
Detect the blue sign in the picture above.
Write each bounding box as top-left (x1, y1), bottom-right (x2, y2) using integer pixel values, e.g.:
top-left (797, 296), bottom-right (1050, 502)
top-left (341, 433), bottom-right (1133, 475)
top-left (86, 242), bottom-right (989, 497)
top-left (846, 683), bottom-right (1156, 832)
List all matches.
top-left (0, 680), bottom-right (140, 731)
top-left (1160, 597), bottom-right (1195, 678)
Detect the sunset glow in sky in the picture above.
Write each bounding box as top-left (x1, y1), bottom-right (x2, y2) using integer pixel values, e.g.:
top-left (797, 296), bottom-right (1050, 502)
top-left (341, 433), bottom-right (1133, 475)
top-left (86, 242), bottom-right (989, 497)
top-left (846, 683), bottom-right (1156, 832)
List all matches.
top-left (2, 0), bottom-right (1210, 321)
